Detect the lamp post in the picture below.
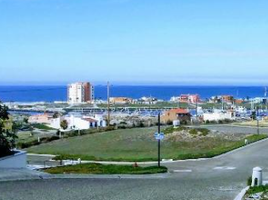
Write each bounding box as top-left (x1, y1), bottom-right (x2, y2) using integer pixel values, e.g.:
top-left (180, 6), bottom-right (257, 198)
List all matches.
top-left (257, 106), bottom-right (260, 135)
top-left (158, 113), bottom-right (161, 168)
top-left (107, 82), bottom-right (110, 126)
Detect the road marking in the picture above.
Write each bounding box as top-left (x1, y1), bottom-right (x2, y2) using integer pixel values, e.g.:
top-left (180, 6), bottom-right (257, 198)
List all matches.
top-left (226, 167), bottom-right (236, 170)
top-left (213, 166), bottom-right (236, 170)
top-left (172, 169), bottom-right (192, 173)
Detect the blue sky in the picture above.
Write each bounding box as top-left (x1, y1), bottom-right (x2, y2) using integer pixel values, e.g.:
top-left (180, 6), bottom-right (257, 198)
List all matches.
top-left (1, 0), bottom-right (268, 85)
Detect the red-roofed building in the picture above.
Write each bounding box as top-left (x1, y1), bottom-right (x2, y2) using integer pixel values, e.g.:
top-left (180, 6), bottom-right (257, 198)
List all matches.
top-left (161, 108), bottom-right (191, 125)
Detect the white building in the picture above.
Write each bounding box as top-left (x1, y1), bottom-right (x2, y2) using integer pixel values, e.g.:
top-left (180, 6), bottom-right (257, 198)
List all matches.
top-left (138, 96), bottom-right (158, 104)
top-left (203, 110), bottom-right (235, 121)
top-left (67, 82), bottom-right (94, 104)
top-left (251, 97), bottom-right (268, 104)
top-left (49, 114), bottom-right (106, 130)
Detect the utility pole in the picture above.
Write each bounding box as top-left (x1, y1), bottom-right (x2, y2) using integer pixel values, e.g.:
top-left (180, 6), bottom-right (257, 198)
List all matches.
top-left (265, 87), bottom-right (268, 112)
top-left (195, 99), bottom-right (198, 124)
top-left (221, 96), bottom-right (224, 111)
top-left (257, 106), bottom-right (260, 135)
top-left (157, 113), bottom-right (161, 168)
top-left (107, 82), bottom-right (110, 126)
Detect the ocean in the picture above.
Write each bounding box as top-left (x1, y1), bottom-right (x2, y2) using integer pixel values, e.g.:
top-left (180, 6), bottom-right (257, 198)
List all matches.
top-left (0, 85), bottom-right (267, 102)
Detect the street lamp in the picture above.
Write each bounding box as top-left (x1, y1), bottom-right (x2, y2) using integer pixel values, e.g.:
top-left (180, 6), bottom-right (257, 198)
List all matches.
top-left (256, 106), bottom-right (260, 135)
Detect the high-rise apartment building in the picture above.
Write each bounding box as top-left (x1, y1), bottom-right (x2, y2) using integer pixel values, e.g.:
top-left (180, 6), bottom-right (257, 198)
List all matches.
top-left (67, 82), bottom-right (94, 104)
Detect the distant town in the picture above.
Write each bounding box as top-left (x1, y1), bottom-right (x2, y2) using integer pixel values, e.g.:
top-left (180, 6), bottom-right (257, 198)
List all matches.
top-left (2, 81), bottom-right (268, 134)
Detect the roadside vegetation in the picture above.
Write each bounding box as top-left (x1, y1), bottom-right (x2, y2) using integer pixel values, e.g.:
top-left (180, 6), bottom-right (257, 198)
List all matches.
top-left (44, 163), bottom-right (167, 174)
top-left (244, 185), bottom-right (268, 199)
top-left (244, 177), bottom-right (268, 199)
top-left (0, 104), bottom-right (17, 158)
top-left (26, 126), bottom-right (268, 162)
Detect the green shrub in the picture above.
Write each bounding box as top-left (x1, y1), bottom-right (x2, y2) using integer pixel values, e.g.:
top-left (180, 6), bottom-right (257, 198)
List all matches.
top-left (166, 120), bottom-right (173, 125)
top-left (180, 120), bottom-right (188, 125)
top-left (196, 128), bottom-right (210, 136)
top-left (247, 185), bottom-right (268, 195)
top-left (223, 119), bottom-right (232, 124)
top-left (163, 126), bottom-right (188, 134)
top-left (164, 126), bottom-right (175, 134)
top-left (189, 129), bottom-right (198, 135)
top-left (17, 139), bottom-right (39, 149)
top-left (118, 125), bottom-right (126, 129)
top-left (247, 176), bottom-right (252, 186)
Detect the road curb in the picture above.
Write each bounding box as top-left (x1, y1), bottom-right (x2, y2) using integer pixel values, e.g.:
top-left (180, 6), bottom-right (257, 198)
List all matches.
top-left (48, 173), bottom-right (169, 180)
top-left (234, 186), bottom-right (249, 200)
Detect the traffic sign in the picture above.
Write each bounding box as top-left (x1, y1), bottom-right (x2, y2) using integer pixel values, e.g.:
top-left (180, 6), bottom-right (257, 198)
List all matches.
top-left (155, 132), bottom-right (165, 140)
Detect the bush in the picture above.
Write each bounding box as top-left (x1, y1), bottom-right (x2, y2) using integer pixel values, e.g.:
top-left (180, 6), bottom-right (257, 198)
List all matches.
top-left (247, 185), bottom-right (268, 195)
top-left (43, 135), bottom-right (60, 142)
top-left (247, 176), bottom-right (252, 186)
top-left (164, 126), bottom-right (175, 134)
top-left (163, 126), bottom-right (188, 134)
top-left (223, 119), bottom-right (232, 124)
top-left (189, 129), bottom-right (198, 135)
top-left (17, 140), bottom-right (39, 149)
top-left (118, 125), bottom-right (126, 129)
top-left (180, 120), bottom-right (188, 125)
top-left (104, 126), bottom-right (116, 132)
top-left (166, 120), bottom-right (173, 125)
top-left (196, 128), bottom-right (210, 136)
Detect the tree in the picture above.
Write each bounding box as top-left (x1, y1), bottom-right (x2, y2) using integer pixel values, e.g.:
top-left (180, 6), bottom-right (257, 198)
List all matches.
top-left (23, 117), bottom-right (28, 124)
top-left (0, 104), bottom-right (17, 157)
top-left (60, 120), bottom-right (68, 130)
top-left (53, 112), bottom-right (60, 118)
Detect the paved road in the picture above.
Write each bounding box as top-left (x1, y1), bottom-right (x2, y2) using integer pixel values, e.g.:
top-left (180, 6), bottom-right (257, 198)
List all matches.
top-left (2, 139), bottom-right (268, 200)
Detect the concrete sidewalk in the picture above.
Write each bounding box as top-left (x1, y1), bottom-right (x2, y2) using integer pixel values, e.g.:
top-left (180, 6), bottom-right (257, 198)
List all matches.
top-left (0, 168), bottom-right (51, 182)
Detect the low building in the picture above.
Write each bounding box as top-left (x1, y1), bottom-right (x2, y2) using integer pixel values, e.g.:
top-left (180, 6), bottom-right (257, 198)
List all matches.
top-left (161, 108), bottom-right (191, 124)
top-left (49, 114), bottom-right (106, 130)
top-left (171, 94), bottom-right (200, 104)
top-left (222, 95), bottom-right (234, 103)
top-left (251, 97), bottom-right (268, 104)
top-left (28, 113), bottom-right (53, 124)
top-left (209, 96), bottom-right (222, 103)
top-left (109, 97), bottom-right (134, 105)
top-left (235, 99), bottom-right (244, 104)
top-left (202, 110), bottom-right (235, 122)
top-left (138, 96), bottom-right (158, 105)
